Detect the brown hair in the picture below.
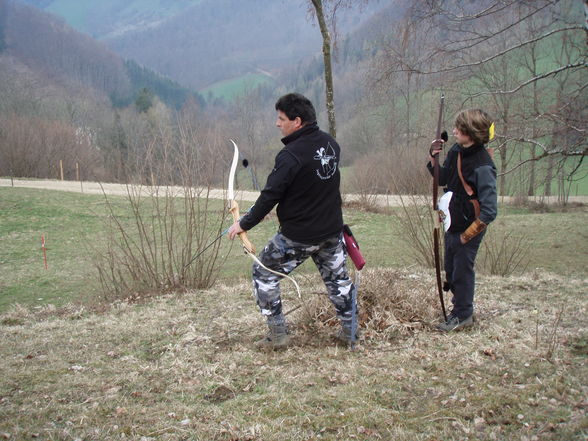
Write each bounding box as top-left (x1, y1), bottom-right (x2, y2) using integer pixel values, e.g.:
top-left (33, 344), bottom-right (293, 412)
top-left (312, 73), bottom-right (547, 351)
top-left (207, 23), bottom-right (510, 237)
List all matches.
top-left (454, 109), bottom-right (493, 146)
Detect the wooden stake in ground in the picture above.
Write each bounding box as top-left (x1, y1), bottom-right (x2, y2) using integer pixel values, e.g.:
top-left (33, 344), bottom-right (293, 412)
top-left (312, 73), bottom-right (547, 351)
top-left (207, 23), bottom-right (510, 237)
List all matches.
top-left (41, 234), bottom-right (48, 270)
top-left (76, 162), bottom-right (83, 193)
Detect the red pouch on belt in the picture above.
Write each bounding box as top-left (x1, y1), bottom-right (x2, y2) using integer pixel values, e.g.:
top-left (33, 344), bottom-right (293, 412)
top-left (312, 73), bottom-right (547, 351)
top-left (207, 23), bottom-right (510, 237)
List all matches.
top-left (343, 224), bottom-right (365, 270)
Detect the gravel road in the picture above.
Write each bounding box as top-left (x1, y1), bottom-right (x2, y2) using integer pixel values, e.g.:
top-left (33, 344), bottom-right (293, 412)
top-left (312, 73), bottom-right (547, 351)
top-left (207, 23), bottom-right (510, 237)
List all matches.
top-left (1, 178), bottom-right (586, 206)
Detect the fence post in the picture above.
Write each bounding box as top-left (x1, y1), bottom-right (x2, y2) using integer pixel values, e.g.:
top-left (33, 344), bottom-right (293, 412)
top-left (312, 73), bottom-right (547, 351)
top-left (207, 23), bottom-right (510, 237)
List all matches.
top-left (76, 162), bottom-right (83, 193)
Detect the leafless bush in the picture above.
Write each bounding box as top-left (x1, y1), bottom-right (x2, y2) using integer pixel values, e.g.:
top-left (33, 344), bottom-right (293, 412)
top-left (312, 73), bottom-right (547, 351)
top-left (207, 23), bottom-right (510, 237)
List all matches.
top-left (478, 229), bottom-right (530, 276)
top-left (391, 193), bottom-right (437, 268)
top-left (392, 195), bottom-right (531, 277)
top-left (387, 146), bottom-right (432, 195)
top-left (346, 142), bottom-right (432, 212)
top-left (533, 302), bottom-right (566, 361)
top-left (94, 122), bottom-right (231, 301)
top-left (348, 146), bottom-right (431, 195)
top-left (543, 305), bottom-right (565, 361)
top-left (347, 152), bottom-right (389, 211)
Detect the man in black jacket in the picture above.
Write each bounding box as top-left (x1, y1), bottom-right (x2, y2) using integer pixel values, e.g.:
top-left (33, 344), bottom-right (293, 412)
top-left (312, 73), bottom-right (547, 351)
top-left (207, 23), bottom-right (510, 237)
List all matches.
top-left (228, 93), bottom-right (357, 349)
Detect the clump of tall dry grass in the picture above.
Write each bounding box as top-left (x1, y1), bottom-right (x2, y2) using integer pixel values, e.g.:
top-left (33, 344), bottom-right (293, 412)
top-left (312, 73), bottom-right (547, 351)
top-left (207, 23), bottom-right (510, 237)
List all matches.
top-left (293, 268), bottom-right (441, 341)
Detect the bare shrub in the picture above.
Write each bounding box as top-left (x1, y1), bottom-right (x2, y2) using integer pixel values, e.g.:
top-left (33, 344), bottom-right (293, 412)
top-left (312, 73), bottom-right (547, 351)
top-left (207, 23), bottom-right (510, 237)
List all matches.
top-left (95, 186), bottom-right (228, 300)
top-left (543, 305), bottom-right (565, 361)
top-left (346, 141), bottom-right (432, 212)
top-left (94, 121), bottom-right (231, 301)
top-left (347, 152), bottom-right (390, 211)
top-left (391, 194), bottom-right (531, 278)
top-left (478, 228), bottom-right (530, 276)
top-left (386, 146), bottom-right (432, 195)
top-left (391, 193), bottom-right (438, 268)
top-left (348, 147), bottom-right (432, 195)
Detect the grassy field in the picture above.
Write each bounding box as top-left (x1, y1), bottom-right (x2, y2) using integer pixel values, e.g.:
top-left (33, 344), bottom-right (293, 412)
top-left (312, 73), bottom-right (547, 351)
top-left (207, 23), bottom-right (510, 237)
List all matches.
top-left (200, 73), bottom-right (274, 102)
top-left (0, 270), bottom-right (586, 440)
top-left (0, 188), bottom-right (105, 310)
top-left (1, 187), bottom-right (587, 311)
top-left (0, 186), bottom-right (586, 440)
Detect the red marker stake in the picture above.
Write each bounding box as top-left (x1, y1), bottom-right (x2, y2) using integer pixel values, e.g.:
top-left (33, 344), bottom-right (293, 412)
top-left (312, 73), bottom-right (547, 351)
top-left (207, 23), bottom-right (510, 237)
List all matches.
top-left (41, 235), bottom-right (48, 270)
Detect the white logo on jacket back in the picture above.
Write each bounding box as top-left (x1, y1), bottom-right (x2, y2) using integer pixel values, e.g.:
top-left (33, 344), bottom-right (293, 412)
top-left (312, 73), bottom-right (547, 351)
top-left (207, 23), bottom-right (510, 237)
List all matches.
top-left (314, 143), bottom-right (337, 180)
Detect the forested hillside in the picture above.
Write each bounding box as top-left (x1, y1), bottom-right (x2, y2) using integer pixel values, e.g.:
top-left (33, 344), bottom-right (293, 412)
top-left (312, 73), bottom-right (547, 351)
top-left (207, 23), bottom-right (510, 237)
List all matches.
top-left (107, 0), bottom-right (352, 90)
top-left (1, 0), bottom-right (586, 200)
top-left (16, 0), bottom-right (384, 92)
top-left (288, 0), bottom-right (587, 199)
top-left (0, 0), bottom-right (205, 182)
top-left (5, 0), bottom-right (130, 101)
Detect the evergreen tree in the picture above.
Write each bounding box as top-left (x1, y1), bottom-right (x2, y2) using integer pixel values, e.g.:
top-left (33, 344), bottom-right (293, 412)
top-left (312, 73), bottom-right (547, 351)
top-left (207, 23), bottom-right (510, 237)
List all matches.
top-left (135, 88), bottom-right (154, 113)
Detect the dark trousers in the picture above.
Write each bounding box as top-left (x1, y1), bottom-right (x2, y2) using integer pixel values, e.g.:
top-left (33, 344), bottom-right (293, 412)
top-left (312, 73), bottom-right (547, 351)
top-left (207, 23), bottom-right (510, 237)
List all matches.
top-left (444, 230), bottom-right (485, 319)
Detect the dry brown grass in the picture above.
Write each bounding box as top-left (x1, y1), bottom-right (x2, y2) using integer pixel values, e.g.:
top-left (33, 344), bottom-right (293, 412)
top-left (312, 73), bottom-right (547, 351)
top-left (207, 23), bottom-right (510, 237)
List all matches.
top-left (294, 269), bottom-right (439, 341)
top-left (1, 269), bottom-right (586, 440)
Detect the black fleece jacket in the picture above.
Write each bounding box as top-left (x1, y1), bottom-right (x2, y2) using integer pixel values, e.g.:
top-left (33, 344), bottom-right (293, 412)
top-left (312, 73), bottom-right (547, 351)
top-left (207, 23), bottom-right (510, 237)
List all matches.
top-left (239, 122), bottom-right (343, 243)
top-left (428, 143), bottom-right (497, 232)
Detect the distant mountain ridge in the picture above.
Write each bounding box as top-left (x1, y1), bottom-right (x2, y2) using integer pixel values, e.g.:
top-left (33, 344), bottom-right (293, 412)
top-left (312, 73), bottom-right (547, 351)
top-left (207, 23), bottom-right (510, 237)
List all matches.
top-left (108, 0), bottom-right (322, 90)
top-left (3, 0), bottom-right (203, 109)
top-left (14, 0), bottom-right (204, 39)
top-left (13, 0), bottom-right (385, 91)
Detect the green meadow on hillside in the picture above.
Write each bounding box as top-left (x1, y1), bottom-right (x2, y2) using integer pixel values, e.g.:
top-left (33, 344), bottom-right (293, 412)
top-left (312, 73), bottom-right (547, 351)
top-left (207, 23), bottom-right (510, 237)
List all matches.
top-left (201, 73), bottom-right (274, 102)
top-left (0, 186), bottom-right (586, 312)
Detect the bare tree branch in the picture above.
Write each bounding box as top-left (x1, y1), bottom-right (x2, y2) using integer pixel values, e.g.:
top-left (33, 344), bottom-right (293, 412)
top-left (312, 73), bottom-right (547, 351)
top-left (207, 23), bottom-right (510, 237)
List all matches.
top-left (467, 63), bottom-right (586, 98)
top-left (389, 26), bottom-right (583, 75)
top-left (427, 0), bottom-right (557, 53)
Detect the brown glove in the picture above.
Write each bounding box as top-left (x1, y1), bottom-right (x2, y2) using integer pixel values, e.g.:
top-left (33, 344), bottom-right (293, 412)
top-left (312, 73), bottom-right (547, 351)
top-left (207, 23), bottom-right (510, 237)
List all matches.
top-left (429, 139), bottom-right (445, 158)
top-left (460, 218), bottom-right (487, 244)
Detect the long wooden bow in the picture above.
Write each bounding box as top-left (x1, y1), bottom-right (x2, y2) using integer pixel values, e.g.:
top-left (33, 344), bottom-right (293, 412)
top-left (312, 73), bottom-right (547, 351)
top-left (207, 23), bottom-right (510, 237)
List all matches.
top-left (227, 139), bottom-right (301, 299)
top-left (228, 139), bottom-right (255, 254)
top-left (432, 95), bottom-right (448, 322)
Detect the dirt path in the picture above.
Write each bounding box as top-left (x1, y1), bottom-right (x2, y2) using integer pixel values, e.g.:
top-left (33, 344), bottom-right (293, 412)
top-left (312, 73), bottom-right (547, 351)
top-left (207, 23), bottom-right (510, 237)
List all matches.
top-left (1, 178), bottom-right (586, 206)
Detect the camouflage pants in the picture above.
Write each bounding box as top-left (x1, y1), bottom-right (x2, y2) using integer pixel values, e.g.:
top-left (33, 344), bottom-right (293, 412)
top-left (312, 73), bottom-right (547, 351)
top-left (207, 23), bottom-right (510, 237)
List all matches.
top-left (252, 232), bottom-right (357, 324)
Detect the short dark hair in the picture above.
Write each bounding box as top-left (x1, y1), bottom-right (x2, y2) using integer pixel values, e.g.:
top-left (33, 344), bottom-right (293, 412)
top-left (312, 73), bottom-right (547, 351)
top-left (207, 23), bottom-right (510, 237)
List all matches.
top-left (275, 93), bottom-right (316, 124)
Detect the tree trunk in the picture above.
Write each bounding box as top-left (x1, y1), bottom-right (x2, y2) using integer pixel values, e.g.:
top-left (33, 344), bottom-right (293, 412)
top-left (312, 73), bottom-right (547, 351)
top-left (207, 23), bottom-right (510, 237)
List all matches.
top-left (311, 0), bottom-right (337, 138)
top-left (585, 0), bottom-right (588, 45)
top-left (545, 155), bottom-right (554, 196)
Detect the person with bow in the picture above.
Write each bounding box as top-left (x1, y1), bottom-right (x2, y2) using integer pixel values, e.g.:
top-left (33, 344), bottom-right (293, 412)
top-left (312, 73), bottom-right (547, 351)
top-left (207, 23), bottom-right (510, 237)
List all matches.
top-left (228, 93), bottom-right (358, 349)
top-left (428, 109), bottom-right (498, 331)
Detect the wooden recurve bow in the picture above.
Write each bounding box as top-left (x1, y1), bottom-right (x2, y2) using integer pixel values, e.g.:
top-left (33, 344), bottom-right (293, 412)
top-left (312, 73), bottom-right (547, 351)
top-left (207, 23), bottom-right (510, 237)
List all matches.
top-left (432, 95), bottom-right (448, 322)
